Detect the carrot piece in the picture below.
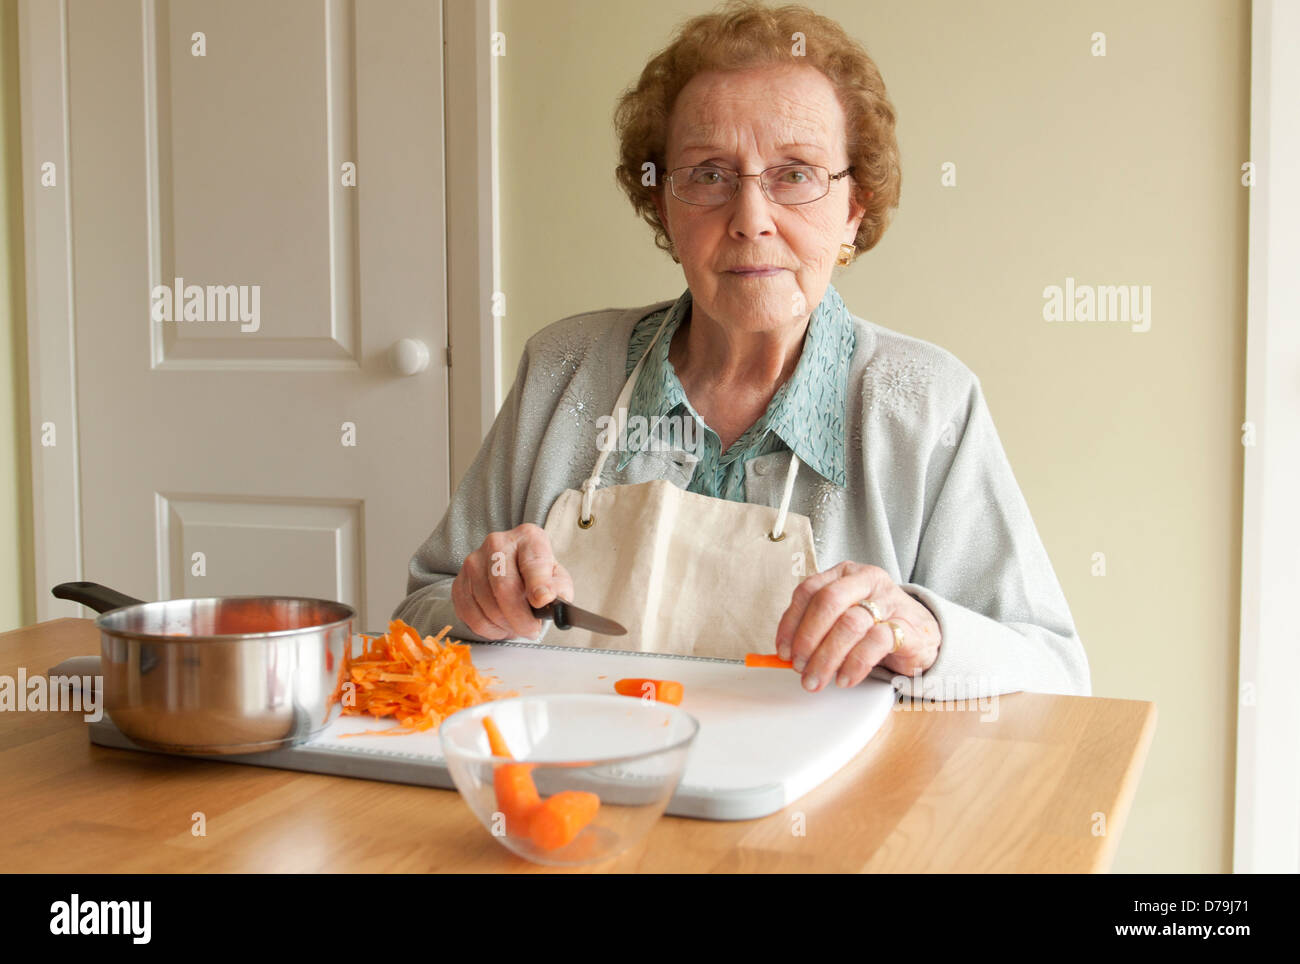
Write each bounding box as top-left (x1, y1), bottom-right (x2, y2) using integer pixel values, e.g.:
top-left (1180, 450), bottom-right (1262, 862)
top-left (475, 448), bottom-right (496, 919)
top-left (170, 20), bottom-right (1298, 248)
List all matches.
top-left (481, 716), bottom-right (603, 848)
top-left (529, 790), bottom-right (601, 851)
top-left (744, 653), bottom-right (793, 668)
top-left (482, 715), bottom-right (512, 758)
top-left (482, 715), bottom-right (541, 836)
top-left (613, 678), bottom-right (684, 705)
top-left (495, 763), bottom-right (542, 835)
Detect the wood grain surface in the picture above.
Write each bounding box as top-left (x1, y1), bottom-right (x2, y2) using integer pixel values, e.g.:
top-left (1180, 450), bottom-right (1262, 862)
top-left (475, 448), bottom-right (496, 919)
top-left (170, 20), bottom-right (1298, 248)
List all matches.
top-left (0, 618), bottom-right (1155, 872)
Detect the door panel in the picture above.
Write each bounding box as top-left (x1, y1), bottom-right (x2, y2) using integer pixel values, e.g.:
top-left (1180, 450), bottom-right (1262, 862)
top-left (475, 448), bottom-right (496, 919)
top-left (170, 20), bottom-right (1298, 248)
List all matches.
top-left (151, 0), bottom-right (359, 367)
top-left (67, 0), bottom-right (448, 629)
top-left (159, 495), bottom-right (361, 604)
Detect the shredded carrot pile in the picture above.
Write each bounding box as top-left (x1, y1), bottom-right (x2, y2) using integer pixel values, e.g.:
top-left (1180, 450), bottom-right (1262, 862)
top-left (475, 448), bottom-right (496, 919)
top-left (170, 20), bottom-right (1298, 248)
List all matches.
top-left (327, 619), bottom-right (513, 736)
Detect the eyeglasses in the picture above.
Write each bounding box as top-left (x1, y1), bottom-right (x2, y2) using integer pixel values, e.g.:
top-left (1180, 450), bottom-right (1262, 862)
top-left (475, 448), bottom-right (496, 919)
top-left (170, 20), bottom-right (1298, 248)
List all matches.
top-left (664, 164), bottom-right (853, 206)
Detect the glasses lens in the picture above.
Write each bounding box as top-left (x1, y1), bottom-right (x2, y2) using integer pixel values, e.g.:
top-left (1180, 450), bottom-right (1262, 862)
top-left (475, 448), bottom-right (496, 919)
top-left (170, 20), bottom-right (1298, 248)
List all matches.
top-left (668, 165), bottom-right (832, 205)
top-left (762, 165), bottom-right (828, 203)
top-left (673, 167), bottom-right (736, 204)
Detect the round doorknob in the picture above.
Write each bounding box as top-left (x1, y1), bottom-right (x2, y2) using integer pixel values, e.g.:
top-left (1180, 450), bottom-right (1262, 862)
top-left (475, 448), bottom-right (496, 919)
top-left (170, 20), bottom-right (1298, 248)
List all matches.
top-left (389, 338), bottom-right (430, 375)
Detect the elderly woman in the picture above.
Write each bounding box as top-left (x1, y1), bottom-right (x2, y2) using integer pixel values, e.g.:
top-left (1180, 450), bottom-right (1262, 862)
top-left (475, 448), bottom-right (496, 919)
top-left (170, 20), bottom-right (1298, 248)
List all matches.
top-left (394, 0), bottom-right (1090, 699)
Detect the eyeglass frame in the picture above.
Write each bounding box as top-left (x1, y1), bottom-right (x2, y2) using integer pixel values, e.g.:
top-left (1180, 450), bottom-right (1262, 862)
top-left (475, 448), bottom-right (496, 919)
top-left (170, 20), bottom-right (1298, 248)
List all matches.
top-left (663, 163), bottom-right (855, 206)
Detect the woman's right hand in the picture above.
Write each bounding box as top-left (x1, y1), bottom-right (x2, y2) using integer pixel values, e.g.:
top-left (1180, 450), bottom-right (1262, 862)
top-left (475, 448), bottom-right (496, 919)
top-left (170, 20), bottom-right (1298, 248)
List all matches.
top-left (452, 523), bottom-right (575, 640)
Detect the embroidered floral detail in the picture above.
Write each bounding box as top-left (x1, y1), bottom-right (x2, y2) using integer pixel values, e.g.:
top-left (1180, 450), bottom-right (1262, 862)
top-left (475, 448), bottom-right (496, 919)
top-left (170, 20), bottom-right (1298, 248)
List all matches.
top-left (536, 321), bottom-right (592, 396)
top-left (559, 381), bottom-right (597, 431)
top-left (863, 355), bottom-right (935, 423)
top-left (810, 477), bottom-right (846, 526)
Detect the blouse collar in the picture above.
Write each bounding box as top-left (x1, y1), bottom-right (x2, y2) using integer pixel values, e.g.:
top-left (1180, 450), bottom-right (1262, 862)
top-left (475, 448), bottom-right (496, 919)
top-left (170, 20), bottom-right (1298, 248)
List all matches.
top-left (617, 283), bottom-right (855, 487)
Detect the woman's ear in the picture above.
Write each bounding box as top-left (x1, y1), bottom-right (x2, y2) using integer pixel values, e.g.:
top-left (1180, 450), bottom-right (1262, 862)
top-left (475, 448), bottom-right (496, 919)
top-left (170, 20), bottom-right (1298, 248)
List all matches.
top-left (653, 189), bottom-right (678, 261)
top-left (845, 188), bottom-right (872, 243)
top-left (653, 188), bottom-right (670, 240)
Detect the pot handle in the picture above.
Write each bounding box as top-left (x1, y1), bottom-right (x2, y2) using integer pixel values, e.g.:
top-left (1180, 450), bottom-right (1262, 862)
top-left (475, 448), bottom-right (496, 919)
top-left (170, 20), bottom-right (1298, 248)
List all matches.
top-left (52, 581), bottom-right (146, 614)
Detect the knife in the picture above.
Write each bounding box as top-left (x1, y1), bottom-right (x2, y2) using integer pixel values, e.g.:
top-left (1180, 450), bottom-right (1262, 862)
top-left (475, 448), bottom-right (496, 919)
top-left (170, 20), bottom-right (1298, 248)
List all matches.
top-left (530, 599), bottom-right (627, 636)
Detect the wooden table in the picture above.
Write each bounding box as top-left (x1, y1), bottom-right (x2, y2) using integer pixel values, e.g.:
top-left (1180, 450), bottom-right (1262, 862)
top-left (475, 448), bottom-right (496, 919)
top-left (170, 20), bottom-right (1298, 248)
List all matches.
top-left (0, 618), bottom-right (1155, 872)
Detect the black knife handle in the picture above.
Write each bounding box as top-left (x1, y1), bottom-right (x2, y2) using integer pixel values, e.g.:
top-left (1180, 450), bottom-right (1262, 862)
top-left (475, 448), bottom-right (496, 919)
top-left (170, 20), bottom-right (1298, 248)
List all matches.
top-left (530, 600), bottom-right (571, 630)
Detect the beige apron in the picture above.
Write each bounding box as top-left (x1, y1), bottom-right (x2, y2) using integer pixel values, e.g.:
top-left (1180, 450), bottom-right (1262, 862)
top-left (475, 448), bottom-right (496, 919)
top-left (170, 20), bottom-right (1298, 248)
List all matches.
top-left (542, 310), bottom-right (820, 660)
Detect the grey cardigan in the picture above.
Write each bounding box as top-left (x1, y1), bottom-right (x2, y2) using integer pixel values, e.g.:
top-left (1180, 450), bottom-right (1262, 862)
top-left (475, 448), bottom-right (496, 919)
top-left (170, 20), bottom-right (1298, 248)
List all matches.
top-left (393, 299), bottom-right (1091, 700)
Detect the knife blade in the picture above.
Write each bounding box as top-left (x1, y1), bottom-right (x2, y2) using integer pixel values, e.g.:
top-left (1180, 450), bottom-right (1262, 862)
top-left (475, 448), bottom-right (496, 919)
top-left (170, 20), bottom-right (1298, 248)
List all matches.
top-left (530, 599), bottom-right (627, 636)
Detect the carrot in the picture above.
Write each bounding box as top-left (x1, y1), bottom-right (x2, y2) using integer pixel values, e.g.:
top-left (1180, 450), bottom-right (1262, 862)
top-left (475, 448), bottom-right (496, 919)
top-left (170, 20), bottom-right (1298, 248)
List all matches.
top-left (483, 716), bottom-right (541, 837)
top-left (482, 715), bottom-right (512, 758)
top-left (482, 716), bottom-right (600, 847)
top-left (328, 620), bottom-right (512, 736)
top-left (744, 653), bottom-right (793, 668)
top-left (529, 790), bottom-right (601, 851)
top-left (494, 764), bottom-right (542, 834)
top-left (613, 678), bottom-right (684, 705)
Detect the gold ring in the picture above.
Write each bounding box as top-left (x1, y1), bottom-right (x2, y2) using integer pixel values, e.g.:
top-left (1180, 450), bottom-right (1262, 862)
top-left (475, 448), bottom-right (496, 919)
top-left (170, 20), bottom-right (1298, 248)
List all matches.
top-left (857, 598), bottom-right (885, 623)
top-left (884, 619), bottom-right (905, 653)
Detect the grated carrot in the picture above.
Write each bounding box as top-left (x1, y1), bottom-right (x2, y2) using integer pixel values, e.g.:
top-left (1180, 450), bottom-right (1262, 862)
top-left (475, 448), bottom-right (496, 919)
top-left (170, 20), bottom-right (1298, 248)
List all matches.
top-left (327, 619), bottom-right (515, 736)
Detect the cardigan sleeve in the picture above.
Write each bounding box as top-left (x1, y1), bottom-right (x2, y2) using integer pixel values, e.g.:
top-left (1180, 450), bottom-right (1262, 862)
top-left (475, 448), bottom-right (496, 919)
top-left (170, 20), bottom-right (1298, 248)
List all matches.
top-left (391, 345), bottom-right (546, 642)
top-left (868, 377), bottom-right (1091, 699)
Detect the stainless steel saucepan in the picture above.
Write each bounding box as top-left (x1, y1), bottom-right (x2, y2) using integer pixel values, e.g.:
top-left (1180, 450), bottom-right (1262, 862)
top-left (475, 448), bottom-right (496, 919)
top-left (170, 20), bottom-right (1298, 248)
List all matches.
top-left (52, 581), bottom-right (354, 755)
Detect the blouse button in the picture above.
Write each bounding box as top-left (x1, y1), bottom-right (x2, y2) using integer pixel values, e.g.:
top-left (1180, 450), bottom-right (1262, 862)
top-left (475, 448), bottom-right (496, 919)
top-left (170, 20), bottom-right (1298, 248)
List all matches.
top-left (753, 461), bottom-right (769, 476)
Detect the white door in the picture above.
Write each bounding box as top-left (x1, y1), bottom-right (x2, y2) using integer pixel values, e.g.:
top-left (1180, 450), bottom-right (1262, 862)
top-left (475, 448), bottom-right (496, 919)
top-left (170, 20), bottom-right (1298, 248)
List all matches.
top-left (52, 0), bottom-right (448, 630)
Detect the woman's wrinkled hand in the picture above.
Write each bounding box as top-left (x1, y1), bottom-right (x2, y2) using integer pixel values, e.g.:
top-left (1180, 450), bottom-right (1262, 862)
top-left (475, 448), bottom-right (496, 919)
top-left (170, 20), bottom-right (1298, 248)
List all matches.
top-left (452, 523), bottom-right (574, 640)
top-left (775, 561), bottom-right (941, 691)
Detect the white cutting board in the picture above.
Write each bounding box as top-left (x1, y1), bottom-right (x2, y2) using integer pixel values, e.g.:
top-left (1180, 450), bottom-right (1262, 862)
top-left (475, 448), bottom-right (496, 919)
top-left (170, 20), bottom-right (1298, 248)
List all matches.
top-left (86, 638), bottom-right (897, 820)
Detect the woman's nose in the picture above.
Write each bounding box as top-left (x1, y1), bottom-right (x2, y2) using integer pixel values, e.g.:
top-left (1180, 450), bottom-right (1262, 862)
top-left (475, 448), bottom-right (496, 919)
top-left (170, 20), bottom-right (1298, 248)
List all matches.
top-left (728, 177), bottom-right (777, 240)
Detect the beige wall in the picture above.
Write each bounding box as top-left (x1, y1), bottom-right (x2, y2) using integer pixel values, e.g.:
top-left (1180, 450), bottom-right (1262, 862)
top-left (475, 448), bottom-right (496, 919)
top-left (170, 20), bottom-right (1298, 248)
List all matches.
top-left (0, 0), bottom-right (34, 633)
top-left (498, 0), bottom-right (1250, 872)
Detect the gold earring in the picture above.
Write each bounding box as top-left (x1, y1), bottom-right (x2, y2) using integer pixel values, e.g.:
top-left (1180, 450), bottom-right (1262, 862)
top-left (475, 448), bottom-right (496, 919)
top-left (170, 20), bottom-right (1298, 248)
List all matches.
top-left (836, 243), bottom-right (856, 266)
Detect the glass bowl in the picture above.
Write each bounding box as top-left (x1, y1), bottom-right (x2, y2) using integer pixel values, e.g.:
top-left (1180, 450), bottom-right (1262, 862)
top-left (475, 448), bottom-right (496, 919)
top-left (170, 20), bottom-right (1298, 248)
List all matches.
top-left (439, 694), bottom-right (700, 866)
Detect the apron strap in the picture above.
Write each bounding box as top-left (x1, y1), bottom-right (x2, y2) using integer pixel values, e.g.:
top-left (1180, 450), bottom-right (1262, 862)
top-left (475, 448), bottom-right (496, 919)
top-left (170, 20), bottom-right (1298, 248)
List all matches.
top-left (770, 452), bottom-right (801, 540)
top-left (582, 308), bottom-right (676, 521)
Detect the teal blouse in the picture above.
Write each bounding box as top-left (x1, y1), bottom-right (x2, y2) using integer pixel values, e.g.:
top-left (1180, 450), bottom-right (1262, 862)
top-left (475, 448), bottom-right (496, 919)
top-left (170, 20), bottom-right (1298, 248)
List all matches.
top-left (618, 284), bottom-right (856, 501)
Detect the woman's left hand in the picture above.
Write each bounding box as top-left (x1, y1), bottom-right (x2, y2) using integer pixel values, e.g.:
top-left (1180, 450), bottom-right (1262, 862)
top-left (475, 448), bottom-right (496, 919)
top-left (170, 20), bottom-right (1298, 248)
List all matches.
top-left (775, 561), bottom-right (942, 691)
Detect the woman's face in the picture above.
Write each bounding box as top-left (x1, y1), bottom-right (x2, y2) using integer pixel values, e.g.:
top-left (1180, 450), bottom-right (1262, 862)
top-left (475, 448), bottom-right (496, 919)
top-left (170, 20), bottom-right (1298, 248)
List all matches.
top-left (655, 64), bottom-right (866, 335)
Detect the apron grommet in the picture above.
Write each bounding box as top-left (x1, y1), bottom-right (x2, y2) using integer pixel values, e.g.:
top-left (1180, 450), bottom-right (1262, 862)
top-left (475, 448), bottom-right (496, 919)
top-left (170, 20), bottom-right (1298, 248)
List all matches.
top-left (768, 530), bottom-right (786, 542)
top-left (578, 514), bottom-right (596, 529)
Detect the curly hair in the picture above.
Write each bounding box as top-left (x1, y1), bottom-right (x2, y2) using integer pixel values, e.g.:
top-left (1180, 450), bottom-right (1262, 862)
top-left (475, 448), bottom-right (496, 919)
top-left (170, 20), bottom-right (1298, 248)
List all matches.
top-left (614, 0), bottom-right (901, 264)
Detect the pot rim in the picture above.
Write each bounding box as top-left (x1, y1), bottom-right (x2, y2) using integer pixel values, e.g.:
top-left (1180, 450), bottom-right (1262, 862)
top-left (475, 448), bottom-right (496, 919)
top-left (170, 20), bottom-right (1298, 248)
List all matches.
top-left (93, 594), bottom-right (356, 643)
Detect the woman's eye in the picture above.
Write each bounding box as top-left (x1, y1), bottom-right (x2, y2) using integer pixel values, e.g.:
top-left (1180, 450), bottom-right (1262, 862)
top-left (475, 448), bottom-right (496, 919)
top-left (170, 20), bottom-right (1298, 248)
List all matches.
top-left (780, 168), bottom-right (809, 183)
top-left (692, 169), bottom-right (722, 184)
